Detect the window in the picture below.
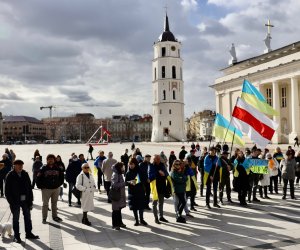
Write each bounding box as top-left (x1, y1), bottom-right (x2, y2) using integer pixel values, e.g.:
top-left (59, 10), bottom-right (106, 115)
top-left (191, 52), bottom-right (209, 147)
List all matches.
top-left (173, 90), bottom-right (176, 100)
top-left (162, 66), bottom-right (165, 78)
top-left (281, 87), bottom-right (287, 107)
top-left (154, 68), bottom-right (156, 80)
top-left (163, 90), bottom-right (166, 100)
top-left (180, 68), bottom-right (182, 80)
top-left (169, 109), bottom-right (171, 114)
top-left (160, 121), bottom-right (162, 126)
top-left (172, 66), bottom-right (176, 79)
top-left (266, 88), bottom-right (272, 106)
top-left (169, 121), bottom-right (172, 126)
top-left (162, 47), bottom-right (166, 57)
top-left (160, 109), bottom-right (162, 114)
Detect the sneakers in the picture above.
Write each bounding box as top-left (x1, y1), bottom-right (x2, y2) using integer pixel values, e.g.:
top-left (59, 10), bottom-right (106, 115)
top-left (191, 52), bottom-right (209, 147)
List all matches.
top-left (140, 219), bottom-right (148, 226)
top-left (213, 204), bottom-right (221, 208)
top-left (120, 223), bottom-right (127, 228)
top-left (205, 204), bottom-right (212, 209)
top-left (42, 219), bottom-right (47, 224)
top-left (155, 219), bottom-right (161, 224)
top-left (134, 222), bottom-right (140, 226)
top-left (26, 233), bottom-right (39, 239)
top-left (53, 217), bottom-right (63, 222)
top-left (159, 217), bottom-right (169, 223)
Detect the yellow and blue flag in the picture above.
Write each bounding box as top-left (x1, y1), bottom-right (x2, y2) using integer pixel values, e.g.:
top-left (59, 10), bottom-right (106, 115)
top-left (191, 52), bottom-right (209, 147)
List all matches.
top-left (212, 113), bottom-right (245, 146)
top-left (241, 79), bottom-right (279, 116)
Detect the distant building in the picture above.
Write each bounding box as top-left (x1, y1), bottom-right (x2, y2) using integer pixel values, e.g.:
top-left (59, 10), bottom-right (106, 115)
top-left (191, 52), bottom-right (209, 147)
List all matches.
top-left (42, 113), bottom-right (98, 142)
top-left (186, 110), bottom-right (215, 141)
top-left (2, 116), bottom-right (46, 142)
top-left (110, 114), bottom-right (152, 142)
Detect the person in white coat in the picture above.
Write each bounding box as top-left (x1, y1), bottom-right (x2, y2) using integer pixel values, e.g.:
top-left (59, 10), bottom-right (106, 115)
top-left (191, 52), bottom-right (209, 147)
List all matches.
top-left (259, 153), bottom-right (279, 199)
top-left (76, 163), bottom-right (96, 226)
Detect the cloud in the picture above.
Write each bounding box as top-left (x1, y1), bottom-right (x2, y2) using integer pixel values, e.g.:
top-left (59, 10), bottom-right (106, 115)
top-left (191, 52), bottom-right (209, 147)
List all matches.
top-left (0, 92), bottom-right (23, 101)
top-left (181, 0), bottom-right (198, 12)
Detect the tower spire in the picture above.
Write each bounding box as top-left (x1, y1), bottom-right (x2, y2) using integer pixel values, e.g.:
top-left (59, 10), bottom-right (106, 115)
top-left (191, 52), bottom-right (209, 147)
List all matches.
top-left (164, 12), bottom-right (170, 32)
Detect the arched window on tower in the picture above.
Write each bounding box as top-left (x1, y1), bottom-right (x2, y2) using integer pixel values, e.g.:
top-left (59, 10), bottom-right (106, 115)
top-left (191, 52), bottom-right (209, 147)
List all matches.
top-left (173, 90), bottom-right (176, 100)
top-left (154, 68), bottom-right (157, 80)
top-left (172, 66), bottom-right (176, 79)
top-left (162, 66), bottom-right (165, 78)
top-left (162, 47), bottom-right (166, 57)
top-left (163, 90), bottom-right (166, 100)
top-left (180, 68), bottom-right (182, 80)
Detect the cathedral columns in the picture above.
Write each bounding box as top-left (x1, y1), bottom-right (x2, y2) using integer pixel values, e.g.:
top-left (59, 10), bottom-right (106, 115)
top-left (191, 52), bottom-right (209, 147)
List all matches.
top-left (289, 76), bottom-right (300, 141)
top-left (272, 81), bottom-right (280, 143)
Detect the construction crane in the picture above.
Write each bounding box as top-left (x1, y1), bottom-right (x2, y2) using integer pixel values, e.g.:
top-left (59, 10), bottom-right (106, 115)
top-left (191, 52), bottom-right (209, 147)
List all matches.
top-left (40, 106), bottom-right (55, 118)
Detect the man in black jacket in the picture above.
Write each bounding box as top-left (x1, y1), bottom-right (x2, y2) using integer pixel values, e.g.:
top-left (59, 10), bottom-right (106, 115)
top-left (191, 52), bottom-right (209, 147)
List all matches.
top-left (5, 160), bottom-right (39, 243)
top-left (36, 154), bottom-right (64, 224)
top-left (139, 154), bottom-right (152, 210)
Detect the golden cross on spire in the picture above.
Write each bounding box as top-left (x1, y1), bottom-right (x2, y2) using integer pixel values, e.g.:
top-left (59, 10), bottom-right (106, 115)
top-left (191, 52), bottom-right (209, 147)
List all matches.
top-left (265, 19), bottom-right (274, 35)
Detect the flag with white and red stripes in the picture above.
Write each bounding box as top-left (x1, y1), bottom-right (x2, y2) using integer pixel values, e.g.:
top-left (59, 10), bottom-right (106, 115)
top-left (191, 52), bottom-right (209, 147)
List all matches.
top-left (231, 97), bottom-right (278, 149)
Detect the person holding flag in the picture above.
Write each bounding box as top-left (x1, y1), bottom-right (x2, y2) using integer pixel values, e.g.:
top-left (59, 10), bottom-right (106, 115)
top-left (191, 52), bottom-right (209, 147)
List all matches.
top-left (233, 151), bottom-right (250, 206)
top-left (125, 159), bottom-right (148, 226)
top-left (203, 147), bottom-right (219, 209)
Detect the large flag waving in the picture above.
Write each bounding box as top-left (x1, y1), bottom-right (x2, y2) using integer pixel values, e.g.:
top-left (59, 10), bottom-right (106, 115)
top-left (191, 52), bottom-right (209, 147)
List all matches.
top-left (212, 113), bottom-right (245, 146)
top-left (241, 79), bottom-right (279, 116)
top-left (231, 97), bottom-right (278, 148)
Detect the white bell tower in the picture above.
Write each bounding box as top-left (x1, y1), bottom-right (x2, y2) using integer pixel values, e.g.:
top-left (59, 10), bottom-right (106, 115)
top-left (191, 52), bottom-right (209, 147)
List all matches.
top-left (151, 13), bottom-right (186, 142)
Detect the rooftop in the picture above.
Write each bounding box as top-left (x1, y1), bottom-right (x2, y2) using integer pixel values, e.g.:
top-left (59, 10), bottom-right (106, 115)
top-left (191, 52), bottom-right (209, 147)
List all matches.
top-left (3, 115), bottom-right (41, 123)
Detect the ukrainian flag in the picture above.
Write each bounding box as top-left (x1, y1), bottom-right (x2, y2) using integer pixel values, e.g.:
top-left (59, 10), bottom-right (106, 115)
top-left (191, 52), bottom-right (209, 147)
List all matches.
top-left (241, 79), bottom-right (279, 116)
top-left (212, 113), bottom-right (245, 146)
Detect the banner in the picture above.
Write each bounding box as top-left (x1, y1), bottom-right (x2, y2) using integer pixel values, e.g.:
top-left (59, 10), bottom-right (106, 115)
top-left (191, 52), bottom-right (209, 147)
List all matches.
top-left (244, 158), bottom-right (269, 174)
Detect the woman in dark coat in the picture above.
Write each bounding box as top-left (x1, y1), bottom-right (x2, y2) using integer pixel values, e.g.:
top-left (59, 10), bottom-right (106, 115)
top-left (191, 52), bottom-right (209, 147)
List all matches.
top-left (125, 159), bottom-right (147, 226)
top-left (111, 162), bottom-right (126, 230)
top-left (234, 151), bottom-right (249, 206)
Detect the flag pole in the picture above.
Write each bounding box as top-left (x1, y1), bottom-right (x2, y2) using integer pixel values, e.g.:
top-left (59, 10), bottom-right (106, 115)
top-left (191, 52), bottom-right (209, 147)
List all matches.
top-left (230, 128), bottom-right (236, 157)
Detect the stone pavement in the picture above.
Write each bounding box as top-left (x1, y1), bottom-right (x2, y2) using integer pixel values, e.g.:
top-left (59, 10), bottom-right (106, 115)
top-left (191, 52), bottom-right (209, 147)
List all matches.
top-left (1, 182), bottom-right (300, 250)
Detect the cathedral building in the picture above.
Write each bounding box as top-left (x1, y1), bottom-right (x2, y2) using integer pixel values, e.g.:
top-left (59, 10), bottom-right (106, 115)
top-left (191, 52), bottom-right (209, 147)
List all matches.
top-left (211, 27), bottom-right (300, 144)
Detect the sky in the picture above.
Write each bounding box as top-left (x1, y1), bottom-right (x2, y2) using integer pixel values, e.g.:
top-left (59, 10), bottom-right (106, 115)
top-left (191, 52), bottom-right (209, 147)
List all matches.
top-left (0, 0), bottom-right (300, 119)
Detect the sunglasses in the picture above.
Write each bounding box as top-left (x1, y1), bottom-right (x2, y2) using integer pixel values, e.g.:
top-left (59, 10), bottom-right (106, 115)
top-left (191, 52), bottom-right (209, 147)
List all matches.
top-left (83, 167), bottom-right (90, 169)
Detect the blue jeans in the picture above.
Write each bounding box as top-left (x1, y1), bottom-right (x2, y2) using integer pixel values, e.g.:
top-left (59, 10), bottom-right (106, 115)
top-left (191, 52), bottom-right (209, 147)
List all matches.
top-left (11, 201), bottom-right (32, 236)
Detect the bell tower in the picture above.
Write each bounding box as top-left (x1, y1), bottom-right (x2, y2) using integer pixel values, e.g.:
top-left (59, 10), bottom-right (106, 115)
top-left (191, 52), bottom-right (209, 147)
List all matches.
top-left (151, 13), bottom-right (186, 142)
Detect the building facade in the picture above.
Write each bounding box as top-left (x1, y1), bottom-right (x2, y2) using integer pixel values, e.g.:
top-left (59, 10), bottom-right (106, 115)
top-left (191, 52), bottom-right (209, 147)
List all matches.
top-left (151, 13), bottom-right (186, 142)
top-left (211, 41), bottom-right (300, 144)
top-left (2, 116), bottom-right (46, 142)
top-left (186, 110), bottom-right (215, 141)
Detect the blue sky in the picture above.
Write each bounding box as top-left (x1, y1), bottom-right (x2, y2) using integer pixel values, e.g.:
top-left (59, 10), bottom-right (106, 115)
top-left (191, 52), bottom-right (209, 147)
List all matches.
top-left (0, 0), bottom-right (299, 119)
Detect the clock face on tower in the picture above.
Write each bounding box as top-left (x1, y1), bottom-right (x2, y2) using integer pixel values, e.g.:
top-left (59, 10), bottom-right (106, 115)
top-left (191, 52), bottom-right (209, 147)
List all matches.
top-left (171, 46), bottom-right (176, 51)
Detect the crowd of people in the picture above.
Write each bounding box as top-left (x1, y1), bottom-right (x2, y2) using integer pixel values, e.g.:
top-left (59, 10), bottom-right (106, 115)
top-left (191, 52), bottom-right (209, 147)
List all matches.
top-left (0, 143), bottom-right (300, 243)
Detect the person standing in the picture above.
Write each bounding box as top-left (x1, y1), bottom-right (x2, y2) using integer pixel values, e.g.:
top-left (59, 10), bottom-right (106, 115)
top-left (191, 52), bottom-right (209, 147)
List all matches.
top-left (186, 150), bottom-right (199, 209)
top-left (56, 155), bottom-right (65, 201)
top-left (88, 144), bottom-right (94, 160)
top-left (204, 147), bottom-right (219, 209)
top-left (149, 154), bottom-right (169, 224)
top-left (234, 151), bottom-right (249, 206)
top-left (170, 160), bottom-right (187, 223)
top-left (9, 149), bottom-right (16, 162)
top-left (179, 146), bottom-right (187, 161)
top-left (102, 152), bottom-right (117, 203)
top-left (121, 149), bottom-right (130, 173)
top-left (76, 163), bottom-right (96, 225)
top-left (66, 155), bottom-right (82, 206)
top-left (139, 154), bottom-right (152, 210)
top-left (94, 151), bottom-right (106, 193)
top-left (273, 147), bottom-right (284, 186)
top-left (36, 154), bottom-right (64, 224)
top-left (5, 160), bottom-right (39, 243)
top-left (31, 156), bottom-right (43, 189)
top-left (218, 151), bottom-right (233, 204)
top-left (160, 151), bottom-right (168, 169)
top-left (198, 147), bottom-right (208, 197)
top-left (111, 162), bottom-right (127, 230)
top-left (0, 153), bottom-right (12, 197)
top-left (168, 151), bottom-right (177, 172)
top-left (294, 136), bottom-right (299, 148)
top-left (125, 159), bottom-right (148, 226)
top-left (247, 148), bottom-right (261, 203)
top-left (280, 151), bottom-right (297, 199)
